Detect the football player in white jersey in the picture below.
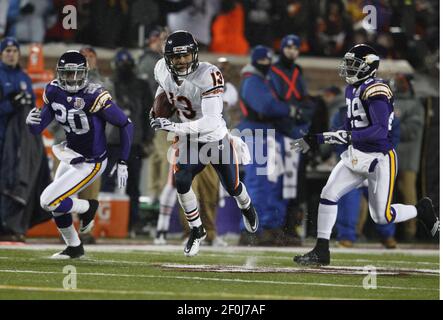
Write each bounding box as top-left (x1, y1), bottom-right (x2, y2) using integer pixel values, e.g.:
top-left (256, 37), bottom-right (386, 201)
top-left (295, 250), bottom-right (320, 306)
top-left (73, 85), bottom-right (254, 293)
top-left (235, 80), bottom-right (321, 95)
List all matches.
top-left (150, 30), bottom-right (258, 257)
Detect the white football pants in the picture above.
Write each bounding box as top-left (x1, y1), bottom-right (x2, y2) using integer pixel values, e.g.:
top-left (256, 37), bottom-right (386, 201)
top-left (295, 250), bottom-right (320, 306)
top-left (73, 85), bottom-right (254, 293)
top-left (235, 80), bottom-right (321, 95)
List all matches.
top-left (40, 159), bottom-right (107, 212)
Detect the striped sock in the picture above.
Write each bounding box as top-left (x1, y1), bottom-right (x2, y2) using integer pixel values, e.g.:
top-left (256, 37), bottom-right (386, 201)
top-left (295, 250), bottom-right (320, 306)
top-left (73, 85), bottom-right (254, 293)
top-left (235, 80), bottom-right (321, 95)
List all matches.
top-left (185, 207), bottom-right (202, 228)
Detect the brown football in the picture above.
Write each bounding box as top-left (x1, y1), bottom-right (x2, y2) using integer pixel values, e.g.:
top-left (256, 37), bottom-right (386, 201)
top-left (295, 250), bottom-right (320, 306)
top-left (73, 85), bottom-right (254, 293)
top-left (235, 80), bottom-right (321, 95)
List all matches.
top-left (152, 91), bottom-right (175, 118)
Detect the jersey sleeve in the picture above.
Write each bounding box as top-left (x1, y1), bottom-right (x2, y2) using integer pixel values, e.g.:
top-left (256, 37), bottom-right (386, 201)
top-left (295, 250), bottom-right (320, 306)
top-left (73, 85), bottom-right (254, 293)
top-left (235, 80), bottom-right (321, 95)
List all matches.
top-left (199, 65), bottom-right (225, 99)
top-left (361, 81), bottom-right (393, 101)
top-left (89, 87), bottom-right (113, 113)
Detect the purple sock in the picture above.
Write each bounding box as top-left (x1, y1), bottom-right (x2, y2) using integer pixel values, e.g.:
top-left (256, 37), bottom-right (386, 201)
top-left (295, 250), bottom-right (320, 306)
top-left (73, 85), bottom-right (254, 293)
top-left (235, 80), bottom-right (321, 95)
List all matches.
top-left (53, 213), bottom-right (73, 229)
top-left (53, 198), bottom-right (73, 213)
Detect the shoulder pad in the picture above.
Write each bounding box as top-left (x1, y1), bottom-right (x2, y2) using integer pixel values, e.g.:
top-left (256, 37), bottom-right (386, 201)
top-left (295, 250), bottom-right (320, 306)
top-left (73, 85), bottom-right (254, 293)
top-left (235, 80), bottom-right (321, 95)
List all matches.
top-left (195, 63), bottom-right (225, 97)
top-left (89, 88), bottom-right (112, 113)
top-left (361, 80), bottom-right (393, 100)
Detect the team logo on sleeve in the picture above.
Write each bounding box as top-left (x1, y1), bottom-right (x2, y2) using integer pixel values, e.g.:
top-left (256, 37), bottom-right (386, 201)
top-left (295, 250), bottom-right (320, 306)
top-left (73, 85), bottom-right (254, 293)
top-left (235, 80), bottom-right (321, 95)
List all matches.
top-left (73, 97), bottom-right (85, 110)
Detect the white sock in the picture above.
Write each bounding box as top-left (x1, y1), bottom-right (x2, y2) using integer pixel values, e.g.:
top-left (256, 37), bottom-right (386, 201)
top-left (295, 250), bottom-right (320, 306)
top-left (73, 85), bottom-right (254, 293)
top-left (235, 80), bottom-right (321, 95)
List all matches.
top-left (317, 203), bottom-right (338, 240)
top-left (234, 182), bottom-right (251, 209)
top-left (178, 189), bottom-right (202, 228)
top-left (157, 206), bottom-right (174, 232)
top-left (69, 199), bottom-right (90, 214)
top-left (58, 225), bottom-right (81, 247)
top-left (391, 204), bottom-right (418, 223)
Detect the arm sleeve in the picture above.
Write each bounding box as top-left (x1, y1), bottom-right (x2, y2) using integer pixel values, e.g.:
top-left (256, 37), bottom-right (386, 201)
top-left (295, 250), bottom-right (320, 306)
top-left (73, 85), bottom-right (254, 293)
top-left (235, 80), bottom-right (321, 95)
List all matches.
top-left (174, 95), bottom-right (225, 136)
top-left (98, 100), bottom-right (134, 161)
top-left (241, 76), bottom-right (291, 118)
top-left (28, 103), bottom-right (54, 135)
top-left (351, 97), bottom-right (391, 142)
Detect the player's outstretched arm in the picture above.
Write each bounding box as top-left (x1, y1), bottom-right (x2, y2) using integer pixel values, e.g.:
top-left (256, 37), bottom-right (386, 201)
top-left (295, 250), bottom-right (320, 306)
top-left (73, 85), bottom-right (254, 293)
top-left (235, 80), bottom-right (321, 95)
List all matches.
top-left (98, 100), bottom-right (134, 161)
top-left (26, 105), bottom-right (54, 135)
top-left (290, 130), bottom-right (351, 153)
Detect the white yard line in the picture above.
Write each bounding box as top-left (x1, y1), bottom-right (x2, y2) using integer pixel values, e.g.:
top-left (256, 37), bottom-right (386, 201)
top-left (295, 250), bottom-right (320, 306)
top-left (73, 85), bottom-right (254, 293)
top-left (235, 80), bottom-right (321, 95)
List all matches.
top-left (0, 244), bottom-right (439, 256)
top-left (0, 284), bottom-right (329, 300)
top-left (0, 269), bottom-right (438, 292)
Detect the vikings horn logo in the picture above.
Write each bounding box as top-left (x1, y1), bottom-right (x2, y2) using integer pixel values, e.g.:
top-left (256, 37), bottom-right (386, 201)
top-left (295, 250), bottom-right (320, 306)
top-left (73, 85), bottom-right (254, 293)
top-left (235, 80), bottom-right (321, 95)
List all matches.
top-left (74, 97), bottom-right (85, 110)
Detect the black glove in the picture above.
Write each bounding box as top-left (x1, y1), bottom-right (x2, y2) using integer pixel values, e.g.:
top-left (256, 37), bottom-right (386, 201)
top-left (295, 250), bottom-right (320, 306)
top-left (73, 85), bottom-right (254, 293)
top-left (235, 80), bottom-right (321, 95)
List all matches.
top-left (11, 91), bottom-right (33, 108)
top-left (290, 134), bottom-right (318, 153)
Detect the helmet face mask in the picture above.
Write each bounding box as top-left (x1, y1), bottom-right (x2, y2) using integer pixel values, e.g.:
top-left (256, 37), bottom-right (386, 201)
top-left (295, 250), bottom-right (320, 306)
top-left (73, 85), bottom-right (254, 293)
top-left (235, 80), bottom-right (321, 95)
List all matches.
top-left (339, 44), bottom-right (379, 85)
top-left (164, 31), bottom-right (199, 77)
top-left (57, 51), bottom-right (89, 93)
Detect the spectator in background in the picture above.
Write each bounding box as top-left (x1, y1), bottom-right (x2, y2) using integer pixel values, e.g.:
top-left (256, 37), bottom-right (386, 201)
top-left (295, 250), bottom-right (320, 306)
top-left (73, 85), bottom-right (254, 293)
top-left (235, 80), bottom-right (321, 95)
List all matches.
top-left (137, 26), bottom-right (171, 208)
top-left (0, 0), bottom-right (21, 38)
top-left (273, 0), bottom-right (319, 52)
top-left (101, 49), bottom-right (153, 236)
top-left (79, 46), bottom-right (112, 89)
top-left (391, 73), bottom-right (425, 241)
top-left (313, 0), bottom-right (353, 56)
top-left (210, 0), bottom-right (249, 55)
top-left (243, 0), bottom-right (275, 48)
top-left (137, 26), bottom-right (168, 95)
top-left (15, 0), bottom-right (54, 43)
top-left (237, 46), bottom-right (303, 246)
top-left (268, 34), bottom-right (314, 244)
top-left (167, 0), bottom-right (220, 49)
top-left (0, 37), bottom-right (50, 241)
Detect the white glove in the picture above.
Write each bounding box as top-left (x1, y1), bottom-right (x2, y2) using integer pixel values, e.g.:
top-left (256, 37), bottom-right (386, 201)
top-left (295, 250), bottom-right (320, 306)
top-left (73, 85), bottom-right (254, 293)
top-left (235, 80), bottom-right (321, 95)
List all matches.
top-left (110, 160), bottom-right (128, 189)
top-left (322, 130), bottom-right (351, 145)
top-left (150, 117), bottom-right (177, 132)
top-left (26, 107), bottom-right (41, 125)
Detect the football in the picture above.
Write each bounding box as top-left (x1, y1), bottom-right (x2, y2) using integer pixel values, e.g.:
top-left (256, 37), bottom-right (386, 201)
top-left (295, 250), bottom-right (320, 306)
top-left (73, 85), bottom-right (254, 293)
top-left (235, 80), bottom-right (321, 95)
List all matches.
top-left (152, 91), bottom-right (175, 118)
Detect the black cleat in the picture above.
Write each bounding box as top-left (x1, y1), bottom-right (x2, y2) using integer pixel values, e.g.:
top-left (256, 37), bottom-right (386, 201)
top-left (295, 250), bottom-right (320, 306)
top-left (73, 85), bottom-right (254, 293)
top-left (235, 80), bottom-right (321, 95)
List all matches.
top-left (416, 197), bottom-right (440, 238)
top-left (51, 243), bottom-right (84, 259)
top-left (294, 248), bottom-right (330, 266)
top-left (184, 225), bottom-right (207, 257)
top-left (79, 200), bottom-right (99, 234)
top-left (241, 204), bottom-right (259, 233)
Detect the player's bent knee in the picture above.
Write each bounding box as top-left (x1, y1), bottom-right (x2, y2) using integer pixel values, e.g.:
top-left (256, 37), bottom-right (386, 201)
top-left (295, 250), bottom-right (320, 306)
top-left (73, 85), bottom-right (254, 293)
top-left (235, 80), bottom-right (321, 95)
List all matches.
top-left (174, 170), bottom-right (192, 194)
top-left (40, 191), bottom-right (58, 212)
top-left (320, 186), bottom-right (339, 203)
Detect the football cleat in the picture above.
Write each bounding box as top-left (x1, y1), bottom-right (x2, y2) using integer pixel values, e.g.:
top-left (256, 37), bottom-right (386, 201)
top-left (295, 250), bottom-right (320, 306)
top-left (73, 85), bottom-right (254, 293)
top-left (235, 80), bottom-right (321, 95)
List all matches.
top-left (293, 248), bottom-right (330, 266)
top-left (154, 231), bottom-right (167, 245)
top-left (79, 200), bottom-right (99, 234)
top-left (241, 204), bottom-right (259, 233)
top-left (51, 243), bottom-right (84, 259)
top-left (184, 225), bottom-right (207, 257)
top-left (416, 197), bottom-right (440, 238)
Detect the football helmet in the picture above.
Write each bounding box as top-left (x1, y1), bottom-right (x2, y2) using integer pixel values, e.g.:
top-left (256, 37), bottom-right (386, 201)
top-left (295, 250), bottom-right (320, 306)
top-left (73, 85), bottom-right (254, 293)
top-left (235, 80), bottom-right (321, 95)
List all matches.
top-left (164, 30), bottom-right (199, 77)
top-left (339, 44), bottom-right (380, 85)
top-left (57, 50), bottom-right (89, 93)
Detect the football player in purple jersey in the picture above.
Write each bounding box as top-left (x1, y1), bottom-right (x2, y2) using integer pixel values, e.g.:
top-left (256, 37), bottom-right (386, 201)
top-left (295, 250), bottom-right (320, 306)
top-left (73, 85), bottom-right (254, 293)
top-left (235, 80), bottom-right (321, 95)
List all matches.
top-left (291, 44), bottom-right (439, 266)
top-left (26, 50), bottom-right (133, 259)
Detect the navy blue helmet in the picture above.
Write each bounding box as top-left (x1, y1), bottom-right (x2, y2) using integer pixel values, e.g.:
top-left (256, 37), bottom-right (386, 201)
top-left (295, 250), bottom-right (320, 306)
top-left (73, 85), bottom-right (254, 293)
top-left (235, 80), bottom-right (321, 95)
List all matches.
top-left (164, 30), bottom-right (199, 77)
top-left (339, 44), bottom-right (380, 85)
top-left (57, 50), bottom-right (89, 93)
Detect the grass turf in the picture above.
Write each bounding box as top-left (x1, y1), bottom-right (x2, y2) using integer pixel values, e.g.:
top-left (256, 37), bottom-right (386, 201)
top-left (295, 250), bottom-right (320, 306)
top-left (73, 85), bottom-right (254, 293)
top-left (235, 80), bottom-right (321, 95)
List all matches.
top-left (0, 247), bottom-right (439, 300)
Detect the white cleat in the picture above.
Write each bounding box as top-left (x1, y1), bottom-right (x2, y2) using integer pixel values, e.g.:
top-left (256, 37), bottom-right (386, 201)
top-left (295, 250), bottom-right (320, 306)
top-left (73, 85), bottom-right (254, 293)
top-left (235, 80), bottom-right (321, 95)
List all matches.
top-left (184, 226), bottom-right (207, 257)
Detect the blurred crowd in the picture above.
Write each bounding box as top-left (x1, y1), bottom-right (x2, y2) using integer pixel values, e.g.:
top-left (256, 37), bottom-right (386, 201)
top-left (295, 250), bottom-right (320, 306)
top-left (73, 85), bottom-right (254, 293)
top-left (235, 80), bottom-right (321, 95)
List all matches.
top-left (0, 0), bottom-right (439, 247)
top-left (0, 0), bottom-right (439, 74)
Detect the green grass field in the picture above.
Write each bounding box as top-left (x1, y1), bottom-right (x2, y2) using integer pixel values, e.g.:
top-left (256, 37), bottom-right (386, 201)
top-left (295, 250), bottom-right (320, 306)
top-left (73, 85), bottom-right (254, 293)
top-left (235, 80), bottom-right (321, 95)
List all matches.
top-left (0, 244), bottom-right (439, 300)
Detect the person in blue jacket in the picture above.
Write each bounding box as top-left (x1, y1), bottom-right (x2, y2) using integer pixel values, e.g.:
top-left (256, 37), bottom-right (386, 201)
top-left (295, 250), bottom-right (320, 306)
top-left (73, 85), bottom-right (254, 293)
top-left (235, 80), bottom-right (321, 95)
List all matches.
top-left (0, 37), bottom-right (33, 174)
top-left (237, 45), bottom-right (303, 245)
